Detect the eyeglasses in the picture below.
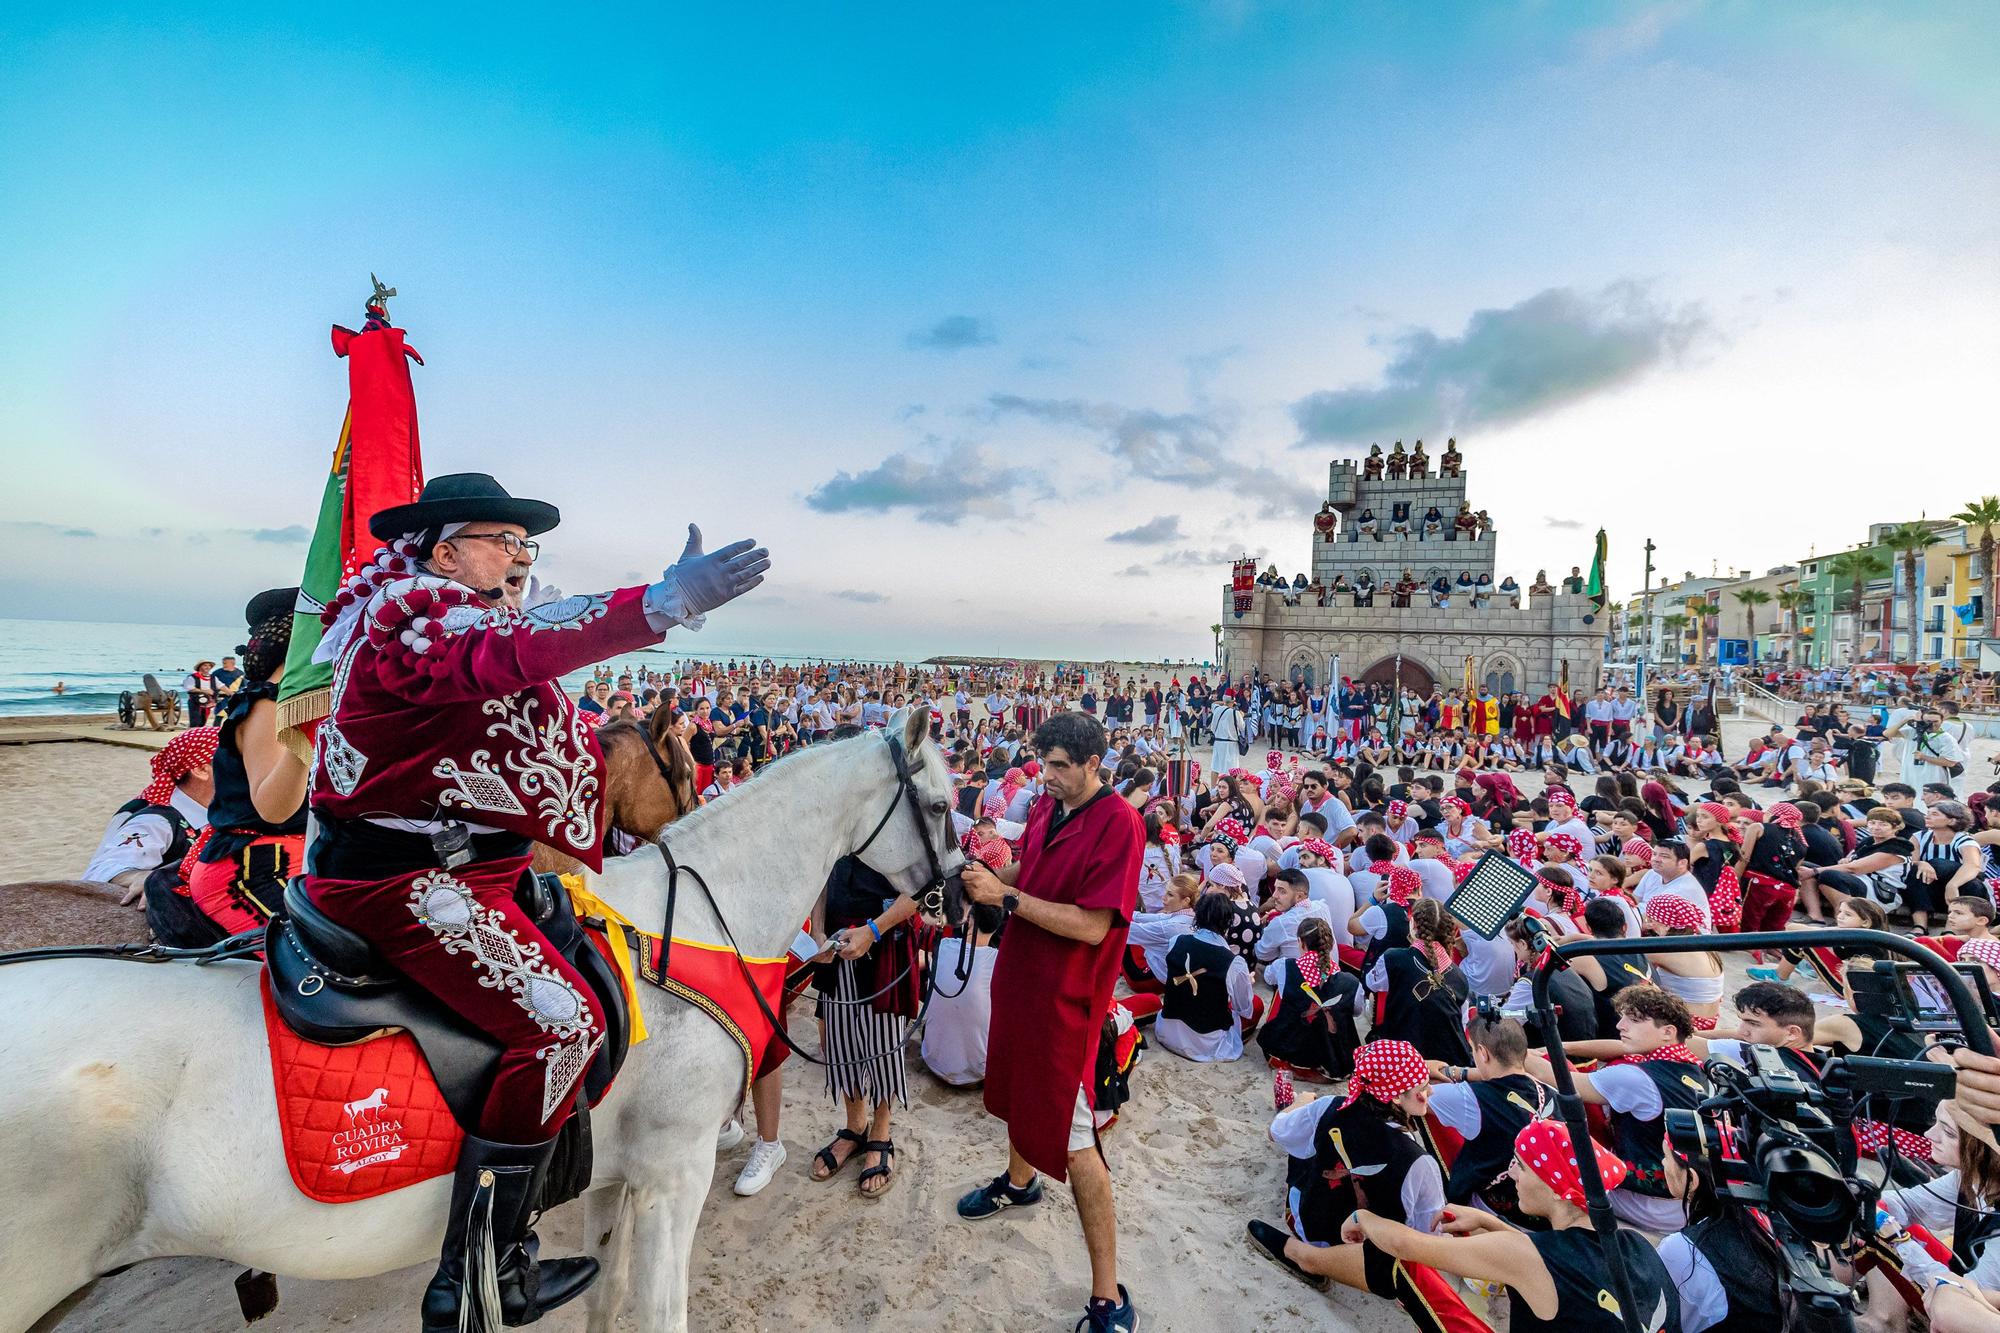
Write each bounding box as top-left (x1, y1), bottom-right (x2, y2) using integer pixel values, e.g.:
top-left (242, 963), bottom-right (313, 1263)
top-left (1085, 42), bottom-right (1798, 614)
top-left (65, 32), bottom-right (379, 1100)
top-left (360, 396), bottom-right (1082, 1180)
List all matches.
top-left (449, 532), bottom-right (540, 559)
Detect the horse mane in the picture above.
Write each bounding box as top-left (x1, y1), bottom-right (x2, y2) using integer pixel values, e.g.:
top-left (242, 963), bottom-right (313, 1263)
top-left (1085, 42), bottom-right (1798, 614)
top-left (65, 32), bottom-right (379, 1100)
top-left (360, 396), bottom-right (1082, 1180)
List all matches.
top-left (597, 712), bottom-right (697, 816)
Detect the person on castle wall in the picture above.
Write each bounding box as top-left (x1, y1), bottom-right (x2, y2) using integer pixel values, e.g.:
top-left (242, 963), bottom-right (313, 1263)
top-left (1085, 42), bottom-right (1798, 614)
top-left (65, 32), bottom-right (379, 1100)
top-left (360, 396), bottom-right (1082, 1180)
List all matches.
top-left (1357, 507), bottom-right (1379, 540)
top-left (1529, 569), bottom-right (1556, 597)
top-left (1362, 443), bottom-right (1384, 479)
top-left (1390, 502), bottom-right (1412, 539)
top-left (1310, 579), bottom-right (1326, 607)
top-left (1353, 571), bottom-right (1375, 608)
top-left (1474, 572), bottom-right (1494, 608)
top-left (1456, 571), bottom-right (1474, 593)
top-left (1474, 509), bottom-right (1492, 539)
top-left (1561, 566), bottom-right (1585, 594)
top-left (1314, 501), bottom-right (1338, 544)
top-left (1499, 574), bottom-right (1520, 608)
top-left (1386, 440), bottom-right (1408, 479)
top-left (1408, 439), bottom-right (1427, 477)
top-left (1389, 573), bottom-right (1412, 609)
top-left (1439, 437), bottom-right (1462, 478)
top-left (1431, 575), bottom-right (1452, 609)
top-left (1420, 505), bottom-right (1443, 539)
top-left (1453, 502), bottom-right (1477, 540)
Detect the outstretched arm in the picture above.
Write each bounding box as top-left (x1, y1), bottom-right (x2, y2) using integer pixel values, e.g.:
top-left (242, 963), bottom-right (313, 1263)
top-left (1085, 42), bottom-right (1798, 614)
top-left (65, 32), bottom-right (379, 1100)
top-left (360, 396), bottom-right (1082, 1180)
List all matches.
top-left (1354, 1211), bottom-right (1556, 1317)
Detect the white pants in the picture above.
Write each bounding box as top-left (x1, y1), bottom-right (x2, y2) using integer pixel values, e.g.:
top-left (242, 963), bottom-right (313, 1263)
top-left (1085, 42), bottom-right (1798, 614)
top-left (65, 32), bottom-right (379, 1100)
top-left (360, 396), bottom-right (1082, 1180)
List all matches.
top-left (1212, 739), bottom-right (1242, 775)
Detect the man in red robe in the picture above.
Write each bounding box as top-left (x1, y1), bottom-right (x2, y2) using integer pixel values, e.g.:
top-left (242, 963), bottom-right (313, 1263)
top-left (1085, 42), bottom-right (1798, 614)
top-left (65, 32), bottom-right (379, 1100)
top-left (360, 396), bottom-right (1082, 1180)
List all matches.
top-left (958, 711), bottom-right (1142, 1333)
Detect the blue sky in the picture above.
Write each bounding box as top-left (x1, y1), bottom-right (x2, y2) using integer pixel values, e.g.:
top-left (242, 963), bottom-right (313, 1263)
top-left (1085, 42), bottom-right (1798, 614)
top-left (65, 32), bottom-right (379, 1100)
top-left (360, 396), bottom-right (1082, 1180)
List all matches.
top-left (2, 3), bottom-right (1996, 660)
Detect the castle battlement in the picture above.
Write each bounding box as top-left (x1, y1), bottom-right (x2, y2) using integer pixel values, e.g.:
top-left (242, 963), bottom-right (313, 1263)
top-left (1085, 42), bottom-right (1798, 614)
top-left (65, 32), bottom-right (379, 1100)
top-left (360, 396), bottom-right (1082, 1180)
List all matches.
top-left (1220, 439), bottom-right (1604, 695)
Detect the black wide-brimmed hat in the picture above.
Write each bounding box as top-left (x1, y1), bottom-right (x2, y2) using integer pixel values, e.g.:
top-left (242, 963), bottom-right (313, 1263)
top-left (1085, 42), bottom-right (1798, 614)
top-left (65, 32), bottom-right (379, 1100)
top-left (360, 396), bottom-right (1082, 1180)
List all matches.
top-left (368, 472), bottom-right (561, 542)
top-left (245, 586), bottom-right (300, 628)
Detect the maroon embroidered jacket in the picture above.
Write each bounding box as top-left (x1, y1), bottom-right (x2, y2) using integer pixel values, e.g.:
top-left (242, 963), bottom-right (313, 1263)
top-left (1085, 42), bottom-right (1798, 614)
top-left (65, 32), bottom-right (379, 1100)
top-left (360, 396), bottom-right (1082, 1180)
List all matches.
top-left (310, 578), bottom-right (662, 869)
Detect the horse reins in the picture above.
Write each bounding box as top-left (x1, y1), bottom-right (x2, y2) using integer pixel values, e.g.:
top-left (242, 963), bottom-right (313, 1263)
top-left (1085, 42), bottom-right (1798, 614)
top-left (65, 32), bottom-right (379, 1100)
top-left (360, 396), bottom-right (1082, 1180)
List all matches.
top-left (644, 731), bottom-right (975, 1072)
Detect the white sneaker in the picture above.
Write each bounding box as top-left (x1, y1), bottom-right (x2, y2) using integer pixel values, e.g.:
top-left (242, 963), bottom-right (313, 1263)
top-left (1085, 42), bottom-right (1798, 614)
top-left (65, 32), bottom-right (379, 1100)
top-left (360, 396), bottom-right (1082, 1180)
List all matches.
top-left (716, 1118), bottom-right (746, 1152)
top-left (733, 1138), bottom-right (787, 1196)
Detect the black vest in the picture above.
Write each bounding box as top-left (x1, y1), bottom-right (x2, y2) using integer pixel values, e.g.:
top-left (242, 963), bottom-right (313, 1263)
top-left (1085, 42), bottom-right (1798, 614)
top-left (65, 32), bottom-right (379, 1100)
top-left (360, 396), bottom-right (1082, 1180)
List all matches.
top-left (1163, 934), bottom-right (1237, 1034)
top-left (1685, 1214), bottom-right (1781, 1333)
top-left (200, 681), bottom-right (308, 864)
top-left (1360, 899), bottom-right (1410, 973)
top-left (1510, 1228), bottom-right (1681, 1333)
top-left (1288, 1100), bottom-right (1429, 1241)
top-left (1256, 958), bottom-right (1358, 1077)
top-left (1591, 949), bottom-right (1652, 1040)
top-left (1443, 1074), bottom-right (1550, 1205)
top-left (1610, 1059), bottom-right (1712, 1196)
top-left (1376, 948), bottom-right (1473, 1065)
top-left (113, 797), bottom-right (192, 870)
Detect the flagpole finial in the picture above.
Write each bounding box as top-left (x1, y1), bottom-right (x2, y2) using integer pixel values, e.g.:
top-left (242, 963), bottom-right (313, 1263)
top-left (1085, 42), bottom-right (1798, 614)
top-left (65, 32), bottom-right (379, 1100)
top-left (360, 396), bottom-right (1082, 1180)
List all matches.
top-left (367, 273), bottom-right (397, 317)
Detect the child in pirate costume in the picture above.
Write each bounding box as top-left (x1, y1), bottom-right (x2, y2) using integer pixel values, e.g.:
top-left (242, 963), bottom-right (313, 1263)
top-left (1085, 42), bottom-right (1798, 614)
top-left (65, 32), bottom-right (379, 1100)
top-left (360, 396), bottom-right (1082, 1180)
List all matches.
top-left (1345, 1120), bottom-right (1683, 1333)
top-left (185, 587), bottom-right (309, 937)
top-left (1369, 898), bottom-right (1473, 1066)
top-left (1524, 982), bottom-right (1711, 1232)
top-left (301, 473), bottom-right (769, 1331)
top-left (1259, 916), bottom-right (1361, 1091)
top-left (1247, 1040), bottom-right (1445, 1294)
top-left (1422, 1015), bottom-right (1552, 1218)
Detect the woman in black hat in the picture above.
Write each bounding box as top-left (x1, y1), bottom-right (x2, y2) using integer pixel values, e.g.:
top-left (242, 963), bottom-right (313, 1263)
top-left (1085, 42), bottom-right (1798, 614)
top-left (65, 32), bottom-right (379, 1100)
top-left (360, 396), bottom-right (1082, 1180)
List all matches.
top-left (185, 586), bottom-right (310, 939)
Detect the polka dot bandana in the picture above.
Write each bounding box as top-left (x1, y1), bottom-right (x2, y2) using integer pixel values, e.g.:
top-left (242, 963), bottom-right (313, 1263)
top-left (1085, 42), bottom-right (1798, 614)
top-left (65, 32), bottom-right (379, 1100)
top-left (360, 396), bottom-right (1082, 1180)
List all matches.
top-left (141, 727), bottom-right (220, 805)
top-left (1442, 797), bottom-right (1470, 817)
top-left (1266, 751), bottom-right (1284, 770)
top-left (1644, 895), bottom-right (1703, 932)
top-left (1546, 789), bottom-right (1577, 812)
top-left (1622, 836), bottom-right (1654, 861)
top-left (1544, 832), bottom-right (1582, 860)
top-left (1342, 1039), bottom-right (1429, 1108)
top-left (1960, 938), bottom-right (2000, 974)
top-left (1512, 1119), bottom-right (1626, 1207)
top-left (1506, 829), bottom-right (1540, 864)
top-left (1767, 802), bottom-right (1804, 831)
top-left (1300, 838), bottom-right (1337, 863)
top-left (1212, 817), bottom-right (1249, 844)
top-left (1387, 799), bottom-right (1409, 825)
top-left (1381, 866), bottom-right (1421, 907)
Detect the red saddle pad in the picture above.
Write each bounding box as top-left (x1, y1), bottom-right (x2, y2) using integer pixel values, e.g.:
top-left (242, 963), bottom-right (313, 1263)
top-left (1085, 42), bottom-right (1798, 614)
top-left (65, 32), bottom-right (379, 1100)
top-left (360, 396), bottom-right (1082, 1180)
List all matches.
top-left (261, 976), bottom-right (465, 1203)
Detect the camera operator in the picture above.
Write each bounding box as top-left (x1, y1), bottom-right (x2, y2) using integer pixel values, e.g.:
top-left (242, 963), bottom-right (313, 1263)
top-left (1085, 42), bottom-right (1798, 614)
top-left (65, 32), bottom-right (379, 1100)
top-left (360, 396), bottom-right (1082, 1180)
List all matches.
top-left (1341, 1120), bottom-right (1680, 1333)
top-left (1887, 705), bottom-right (1967, 794)
top-left (1523, 983), bottom-right (1710, 1231)
top-left (1425, 1014), bottom-right (1553, 1215)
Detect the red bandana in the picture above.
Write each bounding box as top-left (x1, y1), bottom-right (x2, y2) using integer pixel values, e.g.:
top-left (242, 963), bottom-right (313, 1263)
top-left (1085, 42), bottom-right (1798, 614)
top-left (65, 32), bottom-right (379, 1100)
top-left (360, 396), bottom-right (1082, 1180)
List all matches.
top-left (1506, 829), bottom-right (1539, 863)
top-left (1300, 838), bottom-right (1337, 863)
top-left (1615, 1043), bottom-right (1700, 1067)
top-left (1343, 1039), bottom-right (1428, 1107)
top-left (1621, 836), bottom-right (1654, 862)
top-left (1544, 832), bottom-right (1582, 860)
top-left (1767, 802), bottom-right (1804, 831)
top-left (141, 727), bottom-right (220, 805)
top-left (1644, 895), bottom-right (1702, 932)
top-left (1381, 866), bottom-right (1420, 907)
top-left (1212, 816), bottom-right (1249, 844)
top-left (1537, 874), bottom-right (1582, 917)
top-left (1387, 799), bottom-right (1409, 824)
top-left (1513, 1120), bottom-right (1627, 1207)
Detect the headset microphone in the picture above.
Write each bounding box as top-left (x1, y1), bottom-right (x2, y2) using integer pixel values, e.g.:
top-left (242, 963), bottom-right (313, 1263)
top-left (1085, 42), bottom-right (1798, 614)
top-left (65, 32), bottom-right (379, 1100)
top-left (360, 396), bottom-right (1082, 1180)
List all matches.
top-left (477, 586), bottom-right (507, 600)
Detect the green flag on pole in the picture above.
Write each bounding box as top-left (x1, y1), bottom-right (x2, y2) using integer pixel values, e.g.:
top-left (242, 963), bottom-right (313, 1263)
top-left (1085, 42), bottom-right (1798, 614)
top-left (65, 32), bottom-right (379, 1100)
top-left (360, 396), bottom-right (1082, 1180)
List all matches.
top-left (1587, 528), bottom-right (1609, 618)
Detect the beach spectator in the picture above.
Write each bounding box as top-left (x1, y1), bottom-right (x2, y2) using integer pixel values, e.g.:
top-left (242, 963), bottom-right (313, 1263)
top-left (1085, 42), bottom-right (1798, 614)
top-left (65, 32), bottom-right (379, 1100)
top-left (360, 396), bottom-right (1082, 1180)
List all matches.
top-left (922, 900), bottom-right (1004, 1087)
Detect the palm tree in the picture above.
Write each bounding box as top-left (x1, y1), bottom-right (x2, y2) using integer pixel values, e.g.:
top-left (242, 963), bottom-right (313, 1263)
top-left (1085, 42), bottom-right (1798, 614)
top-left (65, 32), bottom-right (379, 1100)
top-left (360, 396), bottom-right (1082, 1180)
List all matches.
top-left (1776, 587), bottom-right (1812, 660)
top-left (1955, 496), bottom-right (2000, 637)
top-left (1682, 598), bottom-right (1718, 664)
top-left (1825, 548), bottom-right (1892, 664)
top-left (1884, 521), bottom-right (1943, 662)
top-left (1733, 588), bottom-right (1772, 663)
top-left (1210, 623), bottom-right (1222, 664)
top-left (1661, 613), bottom-right (1690, 662)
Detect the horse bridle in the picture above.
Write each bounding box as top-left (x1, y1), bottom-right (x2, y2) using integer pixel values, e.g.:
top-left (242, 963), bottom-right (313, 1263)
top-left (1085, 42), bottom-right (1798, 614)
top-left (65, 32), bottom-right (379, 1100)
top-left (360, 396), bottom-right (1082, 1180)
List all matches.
top-left (652, 730), bottom-right (973, 1070)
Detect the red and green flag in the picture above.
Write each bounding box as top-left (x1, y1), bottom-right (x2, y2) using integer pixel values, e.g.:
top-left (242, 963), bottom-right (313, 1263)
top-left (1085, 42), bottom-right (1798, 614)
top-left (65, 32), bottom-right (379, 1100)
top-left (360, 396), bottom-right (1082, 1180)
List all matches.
top-left (276, 292), bottom-right (426, 755)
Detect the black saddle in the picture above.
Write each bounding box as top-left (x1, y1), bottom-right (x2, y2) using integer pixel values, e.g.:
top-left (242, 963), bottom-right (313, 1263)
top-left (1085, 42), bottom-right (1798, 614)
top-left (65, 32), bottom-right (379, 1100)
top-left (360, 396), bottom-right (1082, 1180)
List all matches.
top-left (266, 873), bottom-right (632, 1134)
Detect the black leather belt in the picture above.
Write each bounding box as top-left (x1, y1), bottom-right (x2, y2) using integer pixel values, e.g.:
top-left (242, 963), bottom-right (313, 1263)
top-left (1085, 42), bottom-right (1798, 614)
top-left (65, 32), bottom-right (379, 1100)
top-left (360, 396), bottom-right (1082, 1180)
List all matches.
top-left (307, 815), bottom-right (531, 881)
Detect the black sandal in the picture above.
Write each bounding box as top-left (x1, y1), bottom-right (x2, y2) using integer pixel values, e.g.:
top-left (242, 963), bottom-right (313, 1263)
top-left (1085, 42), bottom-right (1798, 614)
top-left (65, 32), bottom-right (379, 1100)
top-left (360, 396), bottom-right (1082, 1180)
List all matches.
top-left (857, 1139), bottom-right (897, 1201)
top-left (811, 1128), bottom-right (865, 1181)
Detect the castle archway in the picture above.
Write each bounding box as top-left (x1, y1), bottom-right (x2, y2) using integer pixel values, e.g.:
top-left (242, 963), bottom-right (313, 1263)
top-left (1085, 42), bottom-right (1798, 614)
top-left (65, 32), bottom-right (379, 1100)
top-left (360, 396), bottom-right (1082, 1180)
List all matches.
top-left (1358, 655), bottom-right (1435, 696)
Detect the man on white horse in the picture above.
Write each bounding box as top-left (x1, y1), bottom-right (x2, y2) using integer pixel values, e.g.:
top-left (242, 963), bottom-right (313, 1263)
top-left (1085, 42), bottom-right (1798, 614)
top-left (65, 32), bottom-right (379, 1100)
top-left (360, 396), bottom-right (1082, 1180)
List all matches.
top-left (301, 472), bottom-right (769, 1331)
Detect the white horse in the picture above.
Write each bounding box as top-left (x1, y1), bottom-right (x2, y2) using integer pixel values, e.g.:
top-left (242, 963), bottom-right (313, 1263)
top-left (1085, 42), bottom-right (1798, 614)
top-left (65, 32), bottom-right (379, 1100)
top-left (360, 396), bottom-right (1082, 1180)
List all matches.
top-left (0, 709), bottom-right (963, 1333)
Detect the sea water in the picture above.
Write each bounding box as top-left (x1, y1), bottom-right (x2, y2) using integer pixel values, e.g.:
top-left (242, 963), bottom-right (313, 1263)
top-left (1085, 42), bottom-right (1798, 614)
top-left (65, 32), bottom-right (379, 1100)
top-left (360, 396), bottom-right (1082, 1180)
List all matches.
top-left (0, 618), bottom-right (907, 718)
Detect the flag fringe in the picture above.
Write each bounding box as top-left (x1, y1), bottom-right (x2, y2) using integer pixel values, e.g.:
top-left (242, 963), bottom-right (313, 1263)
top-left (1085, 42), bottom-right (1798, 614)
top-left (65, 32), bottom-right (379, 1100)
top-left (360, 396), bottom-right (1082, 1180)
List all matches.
top-left (276, 687), bottom-right (330, 763)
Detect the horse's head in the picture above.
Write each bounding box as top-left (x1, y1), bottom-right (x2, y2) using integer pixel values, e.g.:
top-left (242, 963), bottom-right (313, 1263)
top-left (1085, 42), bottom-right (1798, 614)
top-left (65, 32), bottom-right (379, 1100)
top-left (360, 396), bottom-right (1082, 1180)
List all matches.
top-left (853, 707), bottom-right (968, 924)
top-left (597, 711), bottom-right (696, 841)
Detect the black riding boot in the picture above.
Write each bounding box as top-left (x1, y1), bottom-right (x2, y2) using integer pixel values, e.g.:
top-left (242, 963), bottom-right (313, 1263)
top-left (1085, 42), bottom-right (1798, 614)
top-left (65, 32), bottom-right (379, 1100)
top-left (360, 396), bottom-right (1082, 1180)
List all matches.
top-left (420, 1134), bottom-right (599, 1331)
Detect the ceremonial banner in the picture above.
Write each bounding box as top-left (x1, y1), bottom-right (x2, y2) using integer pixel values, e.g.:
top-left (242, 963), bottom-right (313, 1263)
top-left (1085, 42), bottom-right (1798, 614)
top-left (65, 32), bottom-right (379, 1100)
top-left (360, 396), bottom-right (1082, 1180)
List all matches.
top-left (1586, 528), bottom-right (1609, 618)
top-left (275, 294), bottom-right (426, 756)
